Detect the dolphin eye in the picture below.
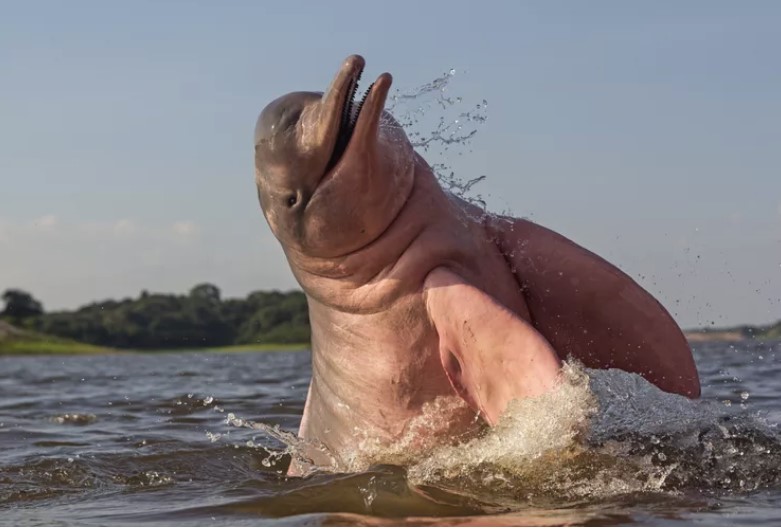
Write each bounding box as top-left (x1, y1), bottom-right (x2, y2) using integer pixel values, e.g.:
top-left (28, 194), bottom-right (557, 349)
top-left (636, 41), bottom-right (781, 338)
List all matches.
top-left (287, 195), bottom-right (298, 207)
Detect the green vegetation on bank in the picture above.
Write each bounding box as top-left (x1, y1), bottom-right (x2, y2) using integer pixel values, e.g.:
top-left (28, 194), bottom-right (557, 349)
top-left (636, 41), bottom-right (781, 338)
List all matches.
top-left (0, 321), bottom-right (113, 355)
top-left (1, 284), bottom-right (310, 353)
top-left (203, 343), bottom-right (309, 353)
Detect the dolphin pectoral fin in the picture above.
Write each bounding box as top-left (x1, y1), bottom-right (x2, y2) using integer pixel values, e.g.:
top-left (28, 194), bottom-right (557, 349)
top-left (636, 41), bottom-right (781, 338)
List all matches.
top-left (423, 267), bottom-right (562, 425)
top-left (488, 216), bottom-right (701, 398)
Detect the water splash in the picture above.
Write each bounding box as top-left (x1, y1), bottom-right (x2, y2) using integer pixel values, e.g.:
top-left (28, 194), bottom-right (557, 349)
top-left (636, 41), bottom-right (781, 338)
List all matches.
top-left (221, 412), bottom-right (335, 474)
top-left (407, 363), bottom-right (596, 486)
top-left (398, 364), bottom-right (781, 505)
top-left (584, 368), bottom-right (781, 494)
top-left (340, 395), bottom-right (485, 473)
top-left (222, 361), bottom-right (781, 506)
top-left (384, 68), bottom-right (490, 210)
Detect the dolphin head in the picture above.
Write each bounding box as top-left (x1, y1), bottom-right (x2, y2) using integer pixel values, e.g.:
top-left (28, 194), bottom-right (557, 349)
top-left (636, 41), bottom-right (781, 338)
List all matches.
top-left (254, 55), bottom-right (416, 258)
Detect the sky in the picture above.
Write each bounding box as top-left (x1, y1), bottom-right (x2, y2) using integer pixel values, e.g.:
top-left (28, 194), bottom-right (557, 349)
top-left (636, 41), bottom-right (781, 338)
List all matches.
top-left (1, 0), bottom-right (779, 329)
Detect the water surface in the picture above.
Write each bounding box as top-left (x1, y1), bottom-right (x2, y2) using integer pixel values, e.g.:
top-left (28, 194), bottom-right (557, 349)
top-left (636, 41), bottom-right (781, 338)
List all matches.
top-left (1, 341), bottom-right (780, 525)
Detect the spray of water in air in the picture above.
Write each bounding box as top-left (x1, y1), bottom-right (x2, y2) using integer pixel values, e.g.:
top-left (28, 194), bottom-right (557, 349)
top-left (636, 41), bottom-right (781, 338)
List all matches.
top-left (383, 68), bottom-right (490, 211)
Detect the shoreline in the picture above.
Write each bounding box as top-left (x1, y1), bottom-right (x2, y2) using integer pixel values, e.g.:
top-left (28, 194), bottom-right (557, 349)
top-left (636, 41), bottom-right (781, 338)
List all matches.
top-left (0, 320), bottom-right (309, 356)
top-left (683, 331), bottom-right (747, 343)
top-left (135, 343), bottom-right (310, 354)
top-left (0, 339), bottom-right (310, 356)
top-left (3, 335), bottom-right (779, 356)
top-left (2, 320), bottom-right (778, 356)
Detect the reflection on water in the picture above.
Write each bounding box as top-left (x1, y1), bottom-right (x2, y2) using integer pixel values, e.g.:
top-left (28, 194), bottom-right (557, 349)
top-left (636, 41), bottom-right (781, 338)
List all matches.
top-left (1, 341), bottom-right (781, 525)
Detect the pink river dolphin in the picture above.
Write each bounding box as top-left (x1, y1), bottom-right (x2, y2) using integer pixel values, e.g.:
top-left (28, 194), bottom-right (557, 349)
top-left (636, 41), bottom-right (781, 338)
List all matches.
top-left (253, 55), bottom-right (700, 474)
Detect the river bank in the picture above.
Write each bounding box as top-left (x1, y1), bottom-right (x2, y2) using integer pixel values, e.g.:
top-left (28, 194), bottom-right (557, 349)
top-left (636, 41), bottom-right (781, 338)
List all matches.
top-left (0, 321), bottom-right (307, 356)
top-left (2, 320), bottom-right (776, 356)
top-left (0, 320), bottom-right (113, 355)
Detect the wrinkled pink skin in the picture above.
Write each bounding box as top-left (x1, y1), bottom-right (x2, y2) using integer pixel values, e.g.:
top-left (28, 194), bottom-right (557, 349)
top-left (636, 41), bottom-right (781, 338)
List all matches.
top-left (254, 55), bottom-right (700, 475)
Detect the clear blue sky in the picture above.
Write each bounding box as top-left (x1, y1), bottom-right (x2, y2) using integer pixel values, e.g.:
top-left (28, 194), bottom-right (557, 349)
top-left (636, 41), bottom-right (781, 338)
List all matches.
top-left (1, 1), bottom-right (779, 328)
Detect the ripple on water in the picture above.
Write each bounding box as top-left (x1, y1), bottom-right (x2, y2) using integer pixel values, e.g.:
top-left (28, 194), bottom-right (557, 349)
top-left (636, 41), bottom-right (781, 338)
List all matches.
top-left (50, 413), bottom-right (98, 426)
top-left (0, 457), bottom-right (99, 504)
top-left (156, 394), bottom-right (219, 416)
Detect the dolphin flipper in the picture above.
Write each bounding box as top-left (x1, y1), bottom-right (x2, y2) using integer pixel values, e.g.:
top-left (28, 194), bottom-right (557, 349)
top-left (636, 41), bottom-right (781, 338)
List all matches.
top-left (423, 267), bottom-right (562, 425)
top-left (487, 215), bottom-right (700, 398)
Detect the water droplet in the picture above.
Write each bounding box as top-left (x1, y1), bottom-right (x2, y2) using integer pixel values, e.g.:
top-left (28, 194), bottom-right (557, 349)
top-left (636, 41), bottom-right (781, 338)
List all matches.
top-left (740, 391), bottom-right (750, 401)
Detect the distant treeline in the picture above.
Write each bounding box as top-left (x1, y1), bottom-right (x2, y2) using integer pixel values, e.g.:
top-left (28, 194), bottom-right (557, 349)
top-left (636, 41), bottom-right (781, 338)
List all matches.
top-left (0, 285), bottom-right (309, 349)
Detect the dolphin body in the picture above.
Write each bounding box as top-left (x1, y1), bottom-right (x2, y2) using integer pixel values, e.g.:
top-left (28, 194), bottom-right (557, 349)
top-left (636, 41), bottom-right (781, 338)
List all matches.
top-left (253, 55), bottom-right (700, 474)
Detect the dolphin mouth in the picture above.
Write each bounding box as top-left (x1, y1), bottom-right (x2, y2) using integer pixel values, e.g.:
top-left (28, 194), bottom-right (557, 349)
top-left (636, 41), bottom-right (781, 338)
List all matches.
top-left (325, 66), bottom-right (374, 173)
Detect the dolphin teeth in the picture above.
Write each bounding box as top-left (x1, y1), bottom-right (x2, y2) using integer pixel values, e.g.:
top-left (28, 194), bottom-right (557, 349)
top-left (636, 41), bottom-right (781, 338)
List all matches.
top-left (350, 83), bottom-right (374, 129)
top-left (327, 67), bottom-right (366, 172)
top-left (340, 70), bottom-right (362, 136)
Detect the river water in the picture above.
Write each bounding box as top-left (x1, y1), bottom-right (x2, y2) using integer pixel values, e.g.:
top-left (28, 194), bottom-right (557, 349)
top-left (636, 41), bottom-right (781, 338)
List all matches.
top-left (2, 340), bottom-right (781, 526)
